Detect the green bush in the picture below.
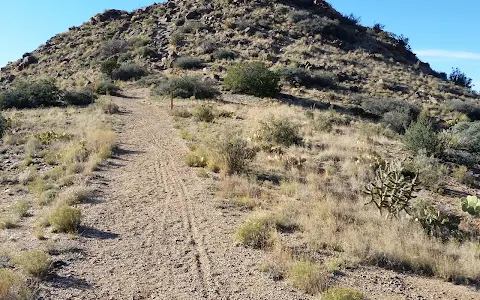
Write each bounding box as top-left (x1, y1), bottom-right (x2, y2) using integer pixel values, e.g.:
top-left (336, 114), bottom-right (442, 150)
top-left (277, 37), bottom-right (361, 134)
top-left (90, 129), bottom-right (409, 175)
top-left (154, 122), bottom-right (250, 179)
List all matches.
top-left (451, 121), bottom-right (480, 154)
top-left (175, 56), bottom-right (205, 70)
top-left (277, 67), bottom-right (336, 88)
top-left (257, 117), bottom-right (303, 147)
top-left (235, 214), bottom-right (275, 248)
top-left (63, 90), bottom-right (97, 106)
top-left (100, 58), bottom-right (119, 78)
top-left (193, 105), bottom-right (215, 122)
top-left (224, 62), bottom-right (280, 97)
top-left (213, 48), bottom-right (236, 60)
top-left (403, 115), bottom-right (443, 156)
top-left (111, 63), bottom-right (147, 81)
top-left (49, 205), bottom-right (82, 233)
top-left (94, 81), bottom-right (120, 95)
top-left (0, 80), bottom-right (61, 109)
top-left (322, 287), bottom-right (365, 300)
top-left (152, 76), bottom-right (219, 99)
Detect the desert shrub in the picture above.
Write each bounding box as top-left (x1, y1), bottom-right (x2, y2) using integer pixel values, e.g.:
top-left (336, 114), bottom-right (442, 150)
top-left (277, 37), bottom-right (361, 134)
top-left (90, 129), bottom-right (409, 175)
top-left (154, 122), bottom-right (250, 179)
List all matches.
top-left (277, 67), bottom-right (336, 88)
top-left (443, 149), bottom-right (478, 166)
top-left (49, 205), bottom-right (82, 233)
top-left (0, 218), bottom-right (17, 229)
top-left (0, 269), bottom-right (31, 299)
top-left (322, 287), bottom-right (365, 300)
top-left (288, 260), bottom-right (329, 295)
top-left (98, 99), bottom-right (120, 114)
top-left (213, 48), bottom-right (236, 60)
top-left (361, 97), bottom-right (419, 133)
top-left (404, 115), bottom-right (443, 156)
top-left (224, 62), bottom-right (280, 97)
top-left (93, 81), bottom-right (120, 95)
top-left (193, 105), bottom-right (215, 122)
top-left (0, 80), bottom-right (61, 109)
top-left (197, 40), bottom-right (217, 54)
top-left (449, 67), bottom-right (473, 89)
top-left (135, 45), bottom-right (156, 58)
top-left (451, 121), bottom-right (480, 154)
top-left (63, 90), bottom-right (96, 106)
top-left (342, 13), bottom-right (361, 26)
top-left (452, 165), bottom-right (475, 186)
top-left (0, 114), bottom-right (7, 138)
top-left (12, 250), bottom-right (51, 277)
top-left (59, 185), bottom-right (93, 206)
top-left (179, 21), bottom-right (204, 33)
top-left (235, 213), bottom-right (276, 248)
top-left (13, 199), bottom-right (31, 218)
top-left (288, 11), bottom-right (310, 22)
top-left (169, 31), bottom-right (185, 46)
top-left (404, 151), bottom-right (446, 192)
top-left (446, 99), bottom-right (480, 121)
top-left (216, 136), bottom-right (258, 174)
top-left (100, 57), bottom-right (119, 78)
top-left (175, 56), bottom-right (205, 70)
top-left (100, 39), bottom-right (130, 57)
top-left (256, 117), bottom-right (303, 147)
top-left (111, 63), bottom-right (147, 81)
top-left (152, 76), bottom-right (219, 99)
top-left (171, 107), bottom-right (192, 118)
top-left (37, 189), bottom-right (57, 206)
top-left (185, 152), bottom-right (208, 168)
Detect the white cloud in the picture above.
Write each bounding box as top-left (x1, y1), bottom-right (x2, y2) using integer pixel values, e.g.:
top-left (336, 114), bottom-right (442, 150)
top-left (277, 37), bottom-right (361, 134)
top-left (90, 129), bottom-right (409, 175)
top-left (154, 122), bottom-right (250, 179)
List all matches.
top-left (415, 49), bottom-right (480, 60)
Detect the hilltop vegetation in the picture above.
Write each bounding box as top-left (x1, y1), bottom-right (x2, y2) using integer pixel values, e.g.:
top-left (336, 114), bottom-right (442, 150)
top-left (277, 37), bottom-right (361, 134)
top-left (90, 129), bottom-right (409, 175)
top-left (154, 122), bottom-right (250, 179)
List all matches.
top-left (1, 0), bottom-right (480, 298)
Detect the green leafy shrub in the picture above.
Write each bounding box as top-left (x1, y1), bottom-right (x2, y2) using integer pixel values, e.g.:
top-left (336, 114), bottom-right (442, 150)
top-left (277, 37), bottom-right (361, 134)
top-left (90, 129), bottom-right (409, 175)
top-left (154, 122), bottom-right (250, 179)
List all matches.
top-left (0, 268), bottom-right (31, 299)
top-left (12, 250), bottom-right (51, 278)
top-left (224, 62), bottom-right (280, 97)
top-left (111, 63), bottom-right (147, 81)
top-left (49, 205), bottom-right (82, 233)
top-left (277, 67), bottom-right (336, 88)
top-left (100, 58), bottom-right (119, 78)
top-left (322, 287), bottom-right (365, 300)
top-left (452, 165), bottom-right (475, 186)
top-left (216, 136), bottom-right (258, 174)
top-left (0, 80), bottom-right (61, 109)
top-left (403, 115), bottom-right (443, 156)
top-left (152, 76), bottom-right (219, 99)
top-left (461, 195), bottom-right (480, 215)
top-left (193, 105), bottom-right (215, 122)
top-left (94, 81), bottom-right (120, 95)
top-left (213, 48), bottom-right (236, 60)
top-left (175, 56), bottom-right (205, 70)
top-left (63, 90), bottom-right (97, 106)
top-left (451, 121), bottom-right (480, 154)
top-left (256, 117), bottom-right (303, 147)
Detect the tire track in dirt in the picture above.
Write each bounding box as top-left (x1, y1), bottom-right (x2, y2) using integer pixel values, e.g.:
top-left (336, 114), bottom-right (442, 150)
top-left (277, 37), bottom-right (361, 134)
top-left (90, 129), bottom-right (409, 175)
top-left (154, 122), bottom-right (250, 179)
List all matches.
top-left (42, 89), bottom-right (311, 300)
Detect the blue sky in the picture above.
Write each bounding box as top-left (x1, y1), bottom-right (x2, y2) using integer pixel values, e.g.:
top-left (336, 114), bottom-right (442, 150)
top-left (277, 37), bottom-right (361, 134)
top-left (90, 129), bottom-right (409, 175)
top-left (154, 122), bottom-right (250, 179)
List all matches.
top-left (1, 0), bottom-right (478, 89)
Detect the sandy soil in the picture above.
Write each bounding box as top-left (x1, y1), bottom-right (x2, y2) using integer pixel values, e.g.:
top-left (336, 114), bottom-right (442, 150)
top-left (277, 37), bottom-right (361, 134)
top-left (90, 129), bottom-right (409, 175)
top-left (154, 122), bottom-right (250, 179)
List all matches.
top-left (40, 89), bottom-right (307, 299)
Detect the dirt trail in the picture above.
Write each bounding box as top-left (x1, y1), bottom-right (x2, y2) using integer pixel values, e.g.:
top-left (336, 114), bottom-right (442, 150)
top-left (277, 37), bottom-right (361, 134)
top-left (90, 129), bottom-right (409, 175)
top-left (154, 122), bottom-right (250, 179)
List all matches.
top-left (44, 89), bottom-right (307, 300)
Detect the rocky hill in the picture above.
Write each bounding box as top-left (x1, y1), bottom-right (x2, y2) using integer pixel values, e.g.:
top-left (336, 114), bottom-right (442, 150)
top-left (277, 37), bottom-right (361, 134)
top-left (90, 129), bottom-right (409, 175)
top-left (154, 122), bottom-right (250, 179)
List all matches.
top-left (0, 0), bottom-right (477, 105)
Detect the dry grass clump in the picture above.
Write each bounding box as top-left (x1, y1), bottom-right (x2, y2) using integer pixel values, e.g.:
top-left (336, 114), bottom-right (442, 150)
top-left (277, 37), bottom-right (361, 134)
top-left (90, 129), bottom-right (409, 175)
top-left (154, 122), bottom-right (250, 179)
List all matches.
top-left (321, 287), bottom-right (365, 300)
top-left (0, 269), bottom-right (31, 300)
top-left (235, 213), bottom-right (277, 249)
top-left (288, 260), bottom-right (330, 295)
top-left (0, 218), bottom-right (18, 230)
top-left (58, 185), bottom-right (93, 206)
top-left (12, 199), bottom-right (31, 218)
top-left (49, 205), bottom-right (82, 233)
top-left (12, 250), bottom-right (51, 278)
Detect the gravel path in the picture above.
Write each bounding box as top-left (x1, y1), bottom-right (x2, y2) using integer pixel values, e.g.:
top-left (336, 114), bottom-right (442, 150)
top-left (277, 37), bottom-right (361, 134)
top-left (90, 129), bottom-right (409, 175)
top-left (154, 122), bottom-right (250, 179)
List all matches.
top-left (43, 89), bottom-right (307, 300)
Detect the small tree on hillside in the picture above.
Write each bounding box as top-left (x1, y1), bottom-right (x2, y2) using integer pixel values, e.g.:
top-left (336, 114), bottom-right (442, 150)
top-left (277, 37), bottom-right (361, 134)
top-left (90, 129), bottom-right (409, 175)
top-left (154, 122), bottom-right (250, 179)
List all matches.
top-left (449, 67), bottom-right (473, 89)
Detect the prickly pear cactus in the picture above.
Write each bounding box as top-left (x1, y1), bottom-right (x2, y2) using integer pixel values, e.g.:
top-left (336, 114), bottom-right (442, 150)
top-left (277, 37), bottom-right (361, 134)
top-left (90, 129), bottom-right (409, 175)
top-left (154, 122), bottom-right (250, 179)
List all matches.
top-left (461, 195), bottom-right (480, 215)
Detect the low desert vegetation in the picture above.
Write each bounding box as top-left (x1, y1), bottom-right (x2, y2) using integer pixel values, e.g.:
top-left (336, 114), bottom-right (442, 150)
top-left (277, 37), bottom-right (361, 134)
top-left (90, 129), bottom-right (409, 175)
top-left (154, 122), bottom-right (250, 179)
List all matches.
top-left (12, 250), bottom-right (51, 278)
top-left (0, 268), bottom-right (31, 300)
top-left (152, 76), bottom-right (219, 99)
top-left (224, 61), bottom-right (280, 97)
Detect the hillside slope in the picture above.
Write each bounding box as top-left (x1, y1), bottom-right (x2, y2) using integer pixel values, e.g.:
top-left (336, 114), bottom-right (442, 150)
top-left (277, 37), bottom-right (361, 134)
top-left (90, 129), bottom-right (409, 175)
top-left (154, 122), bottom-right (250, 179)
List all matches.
top-left (0, 0), bottom-right (477, 104)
